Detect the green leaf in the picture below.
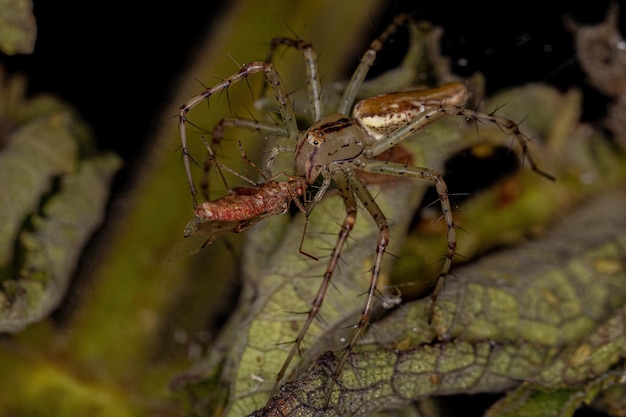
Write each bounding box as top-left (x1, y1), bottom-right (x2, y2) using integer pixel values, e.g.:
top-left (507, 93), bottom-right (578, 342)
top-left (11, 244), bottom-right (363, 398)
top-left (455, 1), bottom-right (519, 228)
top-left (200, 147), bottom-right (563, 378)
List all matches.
top-left (254, 185), bottom-right (626, 416)
top-left (0, 153), bottom-right (121, 332)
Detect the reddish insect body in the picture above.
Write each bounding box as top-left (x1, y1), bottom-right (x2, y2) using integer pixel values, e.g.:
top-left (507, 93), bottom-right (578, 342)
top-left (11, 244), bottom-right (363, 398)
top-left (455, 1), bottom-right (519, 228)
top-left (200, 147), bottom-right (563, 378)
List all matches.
top-left (194, 179), bottom-right (306, 223)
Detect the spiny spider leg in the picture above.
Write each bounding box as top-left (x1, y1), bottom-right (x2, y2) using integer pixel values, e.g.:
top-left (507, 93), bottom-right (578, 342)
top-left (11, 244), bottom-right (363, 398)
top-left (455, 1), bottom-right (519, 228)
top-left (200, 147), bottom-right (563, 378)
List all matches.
top-left (265, 37), bottom-right (323, 122)
top-left (269, 172), bottom-right (359, 405)
top-left (200, 136), bottom-right (273, 200)
top-left (358, 160), bottom-right (455, 320)
top-left (439, 106), bottom-right (556, 180)
top-left (211, 117), bottom-right (288, 146)
top-left (350, 81), bottom-right (554, 318)
top-left (262, 169), bottom-right (391, 405)
top-left (337, 13), bottom-right (413, 114)
top-left (359, 94), bottom-right (556, 181)
top-left (324, 172), bottom-right (390, 405)
top-left (200, 136), bottom-right (235, 201)
top-left (259, 36), bottom-right (325, 174)
top-left (179, 62), bottom-right (298, 209)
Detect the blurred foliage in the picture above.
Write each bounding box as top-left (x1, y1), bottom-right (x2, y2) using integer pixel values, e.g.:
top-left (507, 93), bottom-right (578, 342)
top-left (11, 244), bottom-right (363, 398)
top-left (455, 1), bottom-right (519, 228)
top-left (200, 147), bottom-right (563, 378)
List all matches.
top-left (0, 66), bottom-right (122, 331)
top-left (2, 1), bottom-right (626, 417)
top-left (0, 0), bottom-right (388, 416)
top-left (0, 0), bottom-right (35, 55)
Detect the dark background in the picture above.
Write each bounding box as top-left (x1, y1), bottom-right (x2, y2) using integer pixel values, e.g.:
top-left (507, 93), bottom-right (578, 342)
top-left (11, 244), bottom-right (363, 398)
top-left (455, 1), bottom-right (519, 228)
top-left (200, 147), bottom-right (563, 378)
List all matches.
top-left (2, 1), bottom-right (622, 168)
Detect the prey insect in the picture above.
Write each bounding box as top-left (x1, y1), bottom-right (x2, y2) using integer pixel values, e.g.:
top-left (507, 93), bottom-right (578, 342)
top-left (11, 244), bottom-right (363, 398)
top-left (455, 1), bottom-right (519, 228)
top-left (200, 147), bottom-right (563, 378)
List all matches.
top-left (169, 139), bottom-right (307, 261)
top-left (178, 13), bottom-right (552, 409)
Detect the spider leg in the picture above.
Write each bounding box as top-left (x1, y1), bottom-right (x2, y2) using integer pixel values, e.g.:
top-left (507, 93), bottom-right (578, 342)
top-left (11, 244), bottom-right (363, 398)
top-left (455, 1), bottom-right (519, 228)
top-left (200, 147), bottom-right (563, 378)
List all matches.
top-left (199, 136), bottom-right (232, 201)
top-left (324, 171), bottom-right (389, 406)
top-left (209, 117), bottom-right (288, 180)
top-left (338, 13), bottom-right (413, 115)
top-left (200, 137), bottom-right (272, 201)
top-left (264, 37), bottom-right (323, 122)
top-left (434, 106), bottom-right (556, 180)
top-left (258, 36), bottom-right (326, 174)
top-left (179, 62), bottom-right (298, 208)
top-left (264, 145), bottom-right (295, 178)
top-left (364, 100), bottom-right (554, 181)
top-left (358, 159), bottom-right (456, 321)
top-left (267, 172), bottom-right (357, 407)
top-left (211, 117), bottom-right (288, 145)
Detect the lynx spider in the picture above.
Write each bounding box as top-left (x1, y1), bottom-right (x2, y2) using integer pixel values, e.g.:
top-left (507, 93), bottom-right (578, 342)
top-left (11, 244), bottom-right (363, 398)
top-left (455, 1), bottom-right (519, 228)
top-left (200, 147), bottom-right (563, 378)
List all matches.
top-left (178, 14), bottom-right (552, 407)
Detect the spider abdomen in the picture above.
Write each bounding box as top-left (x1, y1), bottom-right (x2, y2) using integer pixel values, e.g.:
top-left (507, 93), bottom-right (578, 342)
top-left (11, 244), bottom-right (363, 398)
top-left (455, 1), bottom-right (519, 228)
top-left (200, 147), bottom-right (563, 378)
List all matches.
top-left (353, 82), bottom-right (468, 140)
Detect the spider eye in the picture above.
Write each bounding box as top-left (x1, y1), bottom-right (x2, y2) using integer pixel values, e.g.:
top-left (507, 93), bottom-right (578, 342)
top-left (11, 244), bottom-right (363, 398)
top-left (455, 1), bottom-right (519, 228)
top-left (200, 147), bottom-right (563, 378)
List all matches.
top-left (308, 135), bottom-right (324, 146)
